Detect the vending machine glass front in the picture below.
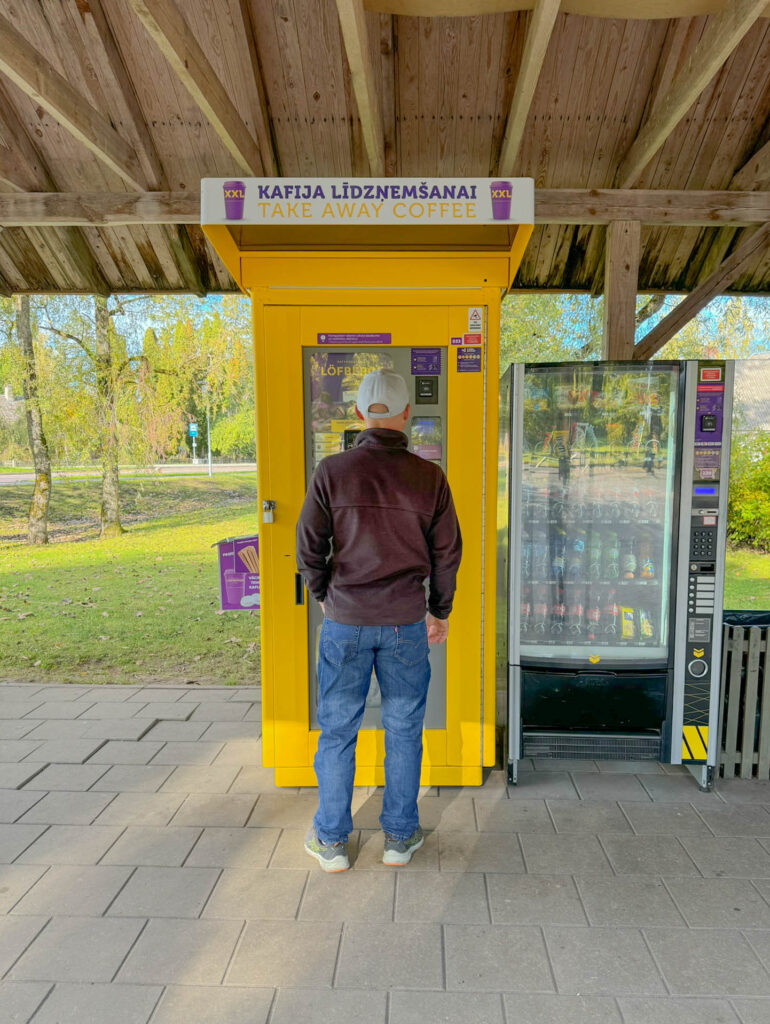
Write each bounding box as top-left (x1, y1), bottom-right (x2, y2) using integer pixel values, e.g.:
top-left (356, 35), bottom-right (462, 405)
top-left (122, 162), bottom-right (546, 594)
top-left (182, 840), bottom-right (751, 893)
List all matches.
top-left (518, 363), bottom-right (680, 664)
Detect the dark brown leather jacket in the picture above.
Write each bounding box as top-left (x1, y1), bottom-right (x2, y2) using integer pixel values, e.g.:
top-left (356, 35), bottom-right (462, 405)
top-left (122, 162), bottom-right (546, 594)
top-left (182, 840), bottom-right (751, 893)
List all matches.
top-left (296, 428), bottom-right (462, 626)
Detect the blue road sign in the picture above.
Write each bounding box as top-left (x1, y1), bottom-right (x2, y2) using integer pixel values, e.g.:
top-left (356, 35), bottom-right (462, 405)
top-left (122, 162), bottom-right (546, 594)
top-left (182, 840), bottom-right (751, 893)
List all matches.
top-left (189, 423), bottom-right (198, 437)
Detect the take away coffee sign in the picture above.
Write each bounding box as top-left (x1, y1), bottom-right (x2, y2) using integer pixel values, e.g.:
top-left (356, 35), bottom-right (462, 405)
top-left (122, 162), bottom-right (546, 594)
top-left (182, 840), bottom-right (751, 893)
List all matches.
top-left (202, 178), bottom-right (534, 226)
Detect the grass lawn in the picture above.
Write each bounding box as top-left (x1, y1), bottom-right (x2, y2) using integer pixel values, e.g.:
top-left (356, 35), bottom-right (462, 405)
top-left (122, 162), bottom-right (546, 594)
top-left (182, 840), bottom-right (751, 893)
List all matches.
top-left (724, 546), bottom-right (770, 610)
top-left (0, 474), bottom-right (261, 686)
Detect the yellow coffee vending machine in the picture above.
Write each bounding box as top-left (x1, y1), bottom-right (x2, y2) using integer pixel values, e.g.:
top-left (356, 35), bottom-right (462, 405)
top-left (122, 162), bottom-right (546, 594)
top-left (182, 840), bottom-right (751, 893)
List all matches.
top-left (203, 178), bottom-right (533, 786)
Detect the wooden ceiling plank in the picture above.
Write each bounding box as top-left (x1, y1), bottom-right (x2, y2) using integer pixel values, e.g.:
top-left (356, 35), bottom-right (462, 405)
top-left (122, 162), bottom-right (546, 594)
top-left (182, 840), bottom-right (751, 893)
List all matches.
top-left (602, 219), bottom-right (641, 359)
top-left (418, 17), bottom-right (441, 174)
top-left (436, 18), bottom-right (461, 174)
top-left (336, 0), bottom-right (385, 173)
top-left (84, 0), bottom-right (166, 191)
top-left (236, 0), bottom-right (279, 176)
top-left (481, 11), bottom-right (512, 175)
top-left (633, 220), bottom-right (770, 359)
top-left (616, 0), bottom-right (768, 188)
top-left (296, 0), bottom-right (350, 175)
top-left (375, 12), bottom-right (398, 175)
top-left (126, 0), bottom-right (263, 175)
top-left (396, 15), bottom-right (419, 175)
top-left (732, 137), bottom-right (770, 191)
top-left (0, 12), bottom-right (144, 190)
top-left (498, 0), bottom-right (559, 176)
top-left (454, 13), bottom-right (483, 174)
top-left (272, 0), bottom-right (318, 176)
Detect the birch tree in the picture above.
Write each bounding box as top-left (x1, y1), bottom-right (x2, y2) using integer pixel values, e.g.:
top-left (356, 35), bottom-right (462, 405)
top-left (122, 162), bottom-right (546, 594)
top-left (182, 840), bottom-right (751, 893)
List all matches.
top-left (16, 295), bottom-right (51, 544)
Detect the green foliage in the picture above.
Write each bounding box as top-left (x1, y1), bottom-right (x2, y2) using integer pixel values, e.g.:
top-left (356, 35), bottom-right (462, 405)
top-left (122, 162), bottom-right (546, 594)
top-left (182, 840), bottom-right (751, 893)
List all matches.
top-left (500, 293), bottom-right (603, 367)
top-left (727, 430), bottom-right (770, 552)
top-left (210, 406), bottom-right (257, 459)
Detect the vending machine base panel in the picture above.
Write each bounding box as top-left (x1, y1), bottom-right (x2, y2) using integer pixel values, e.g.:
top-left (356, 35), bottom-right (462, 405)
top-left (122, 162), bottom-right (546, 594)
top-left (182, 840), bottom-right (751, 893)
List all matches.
top-left (521, 729), bottom-right (663, 762)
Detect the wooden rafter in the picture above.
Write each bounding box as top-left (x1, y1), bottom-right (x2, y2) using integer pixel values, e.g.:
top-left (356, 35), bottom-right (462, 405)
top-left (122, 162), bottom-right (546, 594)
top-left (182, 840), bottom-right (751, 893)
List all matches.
top-left (497, 0), bottom-right (560, 176)
top-left (0, 13), bottom-right (144, 190)
top-left (126, 0), bottom-right (264, 176)
top-left (615, 0), bottom-right (768, 188)
top-left (633, 221), bottom-right (770, 359)
top-left (602, 220), bottom-right (641, 359)
top-left (335, 0), bottom-right (385, 175)
top-left (732, 136), bottom-right (770, 191)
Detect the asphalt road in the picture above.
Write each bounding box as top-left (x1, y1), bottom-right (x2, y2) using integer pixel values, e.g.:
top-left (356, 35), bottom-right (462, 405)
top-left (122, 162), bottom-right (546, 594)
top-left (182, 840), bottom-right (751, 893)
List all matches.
top-left (0, 463), bottom-right (256, 486)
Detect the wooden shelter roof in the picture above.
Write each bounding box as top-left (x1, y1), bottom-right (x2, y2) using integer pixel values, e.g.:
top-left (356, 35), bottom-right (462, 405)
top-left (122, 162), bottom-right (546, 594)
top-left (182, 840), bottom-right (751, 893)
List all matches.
top-left (0, 1), bottom-right (769, 296)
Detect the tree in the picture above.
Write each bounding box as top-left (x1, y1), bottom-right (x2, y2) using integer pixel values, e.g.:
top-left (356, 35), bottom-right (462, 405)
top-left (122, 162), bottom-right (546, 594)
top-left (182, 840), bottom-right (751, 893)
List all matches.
top-left (16, 295), bottom-right (51, 544)
top-left (94, 296), bottom-right (124, 536)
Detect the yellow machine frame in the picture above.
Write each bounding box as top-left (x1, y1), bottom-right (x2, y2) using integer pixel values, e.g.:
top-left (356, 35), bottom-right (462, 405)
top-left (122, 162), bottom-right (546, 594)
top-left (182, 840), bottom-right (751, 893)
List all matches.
top-left (203, 225), bottom-right (532, 787)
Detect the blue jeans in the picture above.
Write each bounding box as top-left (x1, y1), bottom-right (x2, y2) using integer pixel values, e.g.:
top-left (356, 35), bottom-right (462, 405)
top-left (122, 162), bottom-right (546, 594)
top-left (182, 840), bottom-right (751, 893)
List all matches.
top-left (313, 618), bottom-right (431, 844)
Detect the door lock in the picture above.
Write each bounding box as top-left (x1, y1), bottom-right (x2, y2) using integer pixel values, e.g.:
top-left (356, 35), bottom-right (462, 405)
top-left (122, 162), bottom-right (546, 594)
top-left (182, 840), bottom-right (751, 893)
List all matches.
top-left (262, 499), bottom-right (276, 524)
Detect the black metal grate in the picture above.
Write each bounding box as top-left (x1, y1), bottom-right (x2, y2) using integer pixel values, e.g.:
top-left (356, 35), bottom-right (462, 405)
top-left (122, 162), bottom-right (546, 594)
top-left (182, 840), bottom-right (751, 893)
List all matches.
top-left (522, 730), bottom-right (662, 761)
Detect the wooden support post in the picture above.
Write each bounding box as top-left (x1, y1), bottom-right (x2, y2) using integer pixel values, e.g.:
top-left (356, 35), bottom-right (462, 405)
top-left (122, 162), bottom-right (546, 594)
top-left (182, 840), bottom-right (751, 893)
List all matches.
top-left (633, 221), bottom-right (770, 360)
top-left (602, 220), bottom-right (640, 360)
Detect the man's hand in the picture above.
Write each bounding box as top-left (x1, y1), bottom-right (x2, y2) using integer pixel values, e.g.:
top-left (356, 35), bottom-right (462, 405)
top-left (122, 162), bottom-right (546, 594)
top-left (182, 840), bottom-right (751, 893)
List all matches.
top-left (319, 601), bottom-right (325, 616)
top-left (426, 613), bottom-right (448, 645)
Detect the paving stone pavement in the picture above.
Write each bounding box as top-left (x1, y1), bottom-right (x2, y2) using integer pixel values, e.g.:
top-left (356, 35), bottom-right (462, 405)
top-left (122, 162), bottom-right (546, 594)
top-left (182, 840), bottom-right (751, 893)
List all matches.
top-left (0, 683), bottom-right (769, 1023)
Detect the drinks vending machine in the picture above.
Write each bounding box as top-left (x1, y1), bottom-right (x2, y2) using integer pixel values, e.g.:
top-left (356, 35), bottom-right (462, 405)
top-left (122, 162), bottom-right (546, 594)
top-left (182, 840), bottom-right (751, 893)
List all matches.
top-left (498, 361), bottom-right (733, 789)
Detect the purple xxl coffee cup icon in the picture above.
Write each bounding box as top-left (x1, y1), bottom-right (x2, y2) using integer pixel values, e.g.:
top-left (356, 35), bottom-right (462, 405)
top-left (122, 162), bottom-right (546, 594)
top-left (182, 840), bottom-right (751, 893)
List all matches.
top-left (223, 180), bottom-right (245, 220)
top-left (490, 180), bottom-right (512, 221)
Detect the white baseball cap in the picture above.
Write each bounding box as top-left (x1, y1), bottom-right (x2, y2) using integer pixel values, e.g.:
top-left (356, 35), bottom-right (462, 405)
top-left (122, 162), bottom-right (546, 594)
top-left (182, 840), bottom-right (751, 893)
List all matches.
top-left (356, 370), bottom-right (409, 419)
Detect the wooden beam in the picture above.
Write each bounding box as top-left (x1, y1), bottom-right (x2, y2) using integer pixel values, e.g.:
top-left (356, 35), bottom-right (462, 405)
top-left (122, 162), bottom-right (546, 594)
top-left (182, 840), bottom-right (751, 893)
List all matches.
top-left (0, 192), bottom-right (199, 226)
top-left (6, 188), bottom-right (770, 228)
top-left (335, 0), bottom-right (385, 174)
top-left (633, 221), bottom-right (770, 359)
top-left (126, 0), bottom-right (264, 175)
top-left (602, 220), bottom-right (641, 359)
top-left (498, 0), bottom-right (560, 176)
top-left (0, 13), bottom-right (144, 190)
top-left (615, 0), bottom-right (768, 188)
top-left (536, 189), bottom-right (770, 226)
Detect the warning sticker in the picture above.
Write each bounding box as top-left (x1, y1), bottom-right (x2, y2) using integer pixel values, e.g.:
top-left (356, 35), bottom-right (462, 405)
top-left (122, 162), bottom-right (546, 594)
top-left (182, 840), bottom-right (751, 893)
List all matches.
top-left (467, 306), bottom-right (484, 333)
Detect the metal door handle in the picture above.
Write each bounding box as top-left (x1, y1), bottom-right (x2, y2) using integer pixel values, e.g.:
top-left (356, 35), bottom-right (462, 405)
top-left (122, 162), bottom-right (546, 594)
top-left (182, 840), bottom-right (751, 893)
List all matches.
top-left (262, 499), bottom-right (276, 523)
top-left (295, 573), bottom-right (305, 605)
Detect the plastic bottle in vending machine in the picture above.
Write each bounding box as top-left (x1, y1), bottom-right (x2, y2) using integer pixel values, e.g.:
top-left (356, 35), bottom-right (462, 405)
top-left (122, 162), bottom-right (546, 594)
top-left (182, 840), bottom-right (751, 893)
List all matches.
top-left (622, 536), bottom-right (637, 580)
top-left (602, 588), bottom-right (619, 636)
top-left (550, 589), bottom-right (566, 635)
top-left (588, 529), bottom-right (602, 580)
top-left (533, 586), bottom-right (548, 634)
top-left (602, 532), bottom-right (620, 580)
top-left (520, 586), bottom-right (532, 636)
top-left (533, 529), bottom-right (549, 578)
top-left (567, 529), bottom-right (586, 582)
top-left (551, 527), bottom-right (566, 582)
top-left (639, 540), bottom-right (655, 580)
top-left (608, 487), bottom-right (623, 521)
top-left (567, 587), bottom-right (585, 636)
top-left (586, 592), bottom-right (602, 642)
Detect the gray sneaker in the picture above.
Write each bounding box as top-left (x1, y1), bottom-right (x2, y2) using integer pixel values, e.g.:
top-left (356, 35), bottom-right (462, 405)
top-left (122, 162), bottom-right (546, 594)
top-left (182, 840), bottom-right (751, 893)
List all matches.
top-left (383, 827), bottom-right (424, 866)
top-left (304, 828), bottom-right (350, 873)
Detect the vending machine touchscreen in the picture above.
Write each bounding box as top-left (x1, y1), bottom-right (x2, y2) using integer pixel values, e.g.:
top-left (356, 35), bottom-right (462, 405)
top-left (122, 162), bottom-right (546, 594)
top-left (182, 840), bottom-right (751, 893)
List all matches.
top-left (301, 347), bottom-right (448, 731)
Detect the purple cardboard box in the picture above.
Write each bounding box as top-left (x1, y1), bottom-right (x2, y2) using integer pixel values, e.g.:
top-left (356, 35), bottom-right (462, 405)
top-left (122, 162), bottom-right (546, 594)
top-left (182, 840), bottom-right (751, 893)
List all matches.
top-left (216, 535), bottom-right (260, 610)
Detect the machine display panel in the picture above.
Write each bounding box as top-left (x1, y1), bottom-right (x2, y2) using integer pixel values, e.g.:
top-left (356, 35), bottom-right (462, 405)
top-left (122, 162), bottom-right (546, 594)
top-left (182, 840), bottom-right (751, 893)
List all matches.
top-left (517, 363), bottom-right (680, 663)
